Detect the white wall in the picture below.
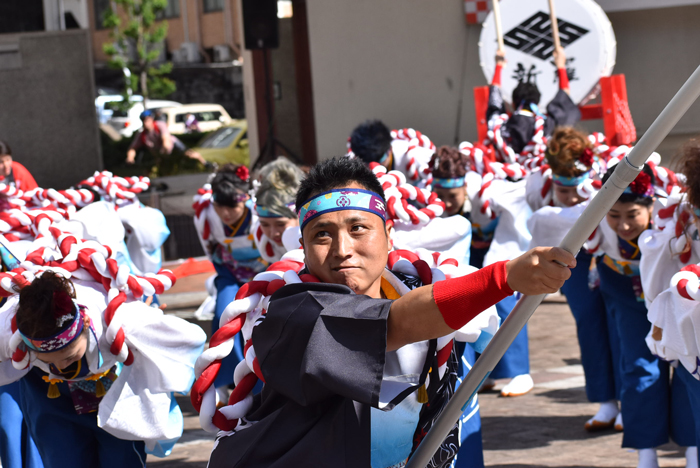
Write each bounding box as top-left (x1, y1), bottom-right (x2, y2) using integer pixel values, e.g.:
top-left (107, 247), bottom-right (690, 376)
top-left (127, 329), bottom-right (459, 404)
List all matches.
top-left (306, 1), bottom-right (700, 164)
top-left (306, 0), bottom-right (484, 159)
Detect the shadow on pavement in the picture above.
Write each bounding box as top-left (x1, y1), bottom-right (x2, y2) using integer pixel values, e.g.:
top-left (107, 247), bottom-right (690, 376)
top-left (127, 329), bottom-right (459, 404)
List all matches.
top-left (535, 388), bottom-right (591, 405)
top-left (481, 415), bottom-right (614, 450)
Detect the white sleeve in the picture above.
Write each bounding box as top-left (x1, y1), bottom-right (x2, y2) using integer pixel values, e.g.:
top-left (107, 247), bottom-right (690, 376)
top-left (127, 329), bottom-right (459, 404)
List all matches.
top-left (646, 287), bottom-right (700, 379)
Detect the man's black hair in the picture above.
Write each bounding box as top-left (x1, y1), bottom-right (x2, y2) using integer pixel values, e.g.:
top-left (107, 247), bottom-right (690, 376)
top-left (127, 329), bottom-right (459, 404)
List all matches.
top-left (512, 82), bottom-right (541, 109)
top-left (349, 120), bottom-right (392, 164)
top-left (295, 157), bottom-right (385, 211)
top-left (601, 163), bottom-right (656, 207)
top-left (211, 164), bottom-right (250, 207)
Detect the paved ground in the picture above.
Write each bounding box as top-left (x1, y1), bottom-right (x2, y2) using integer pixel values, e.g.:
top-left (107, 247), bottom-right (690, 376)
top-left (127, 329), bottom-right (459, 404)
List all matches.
top-left (148, 283), bottom-right (688, 468)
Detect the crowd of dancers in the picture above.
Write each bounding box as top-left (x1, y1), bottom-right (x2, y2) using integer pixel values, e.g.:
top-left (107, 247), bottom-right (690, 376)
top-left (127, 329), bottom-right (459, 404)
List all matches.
top-left (0, 46), bottom-right (700, 468)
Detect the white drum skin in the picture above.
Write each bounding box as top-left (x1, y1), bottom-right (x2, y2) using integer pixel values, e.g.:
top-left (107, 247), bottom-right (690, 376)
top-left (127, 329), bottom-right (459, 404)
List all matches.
top-left (479, 0), bottom-right (616, 106)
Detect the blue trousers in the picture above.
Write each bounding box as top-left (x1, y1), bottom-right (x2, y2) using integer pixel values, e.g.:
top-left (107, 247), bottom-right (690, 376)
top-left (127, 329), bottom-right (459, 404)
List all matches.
top-left (454, 343), bottom-right (485, 468)
top-left (560, 251), bottom-right (621, 403)
top-left (0, 382), bottom-right (43, 468)
top-left (598, 262), bottom-right (670, 449)
top-left (488, 293), bottom-right (530, 379)
top-left (20, 369), bottom-right (146, 468)
top-left (673, 365), bottom-right (700, 448)
top-left (213, 262), bottom-right (245, 389)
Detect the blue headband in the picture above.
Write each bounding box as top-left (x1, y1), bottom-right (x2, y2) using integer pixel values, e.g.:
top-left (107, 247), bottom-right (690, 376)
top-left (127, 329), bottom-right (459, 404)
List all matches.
top-left (552, 172), bottom-right (590, 187)
top-left (298, 189), bottom-right (386, 231)
top-left (433, 177), bottom-right (465, 189)
top-left (255, 203), bottom-right (295, 218)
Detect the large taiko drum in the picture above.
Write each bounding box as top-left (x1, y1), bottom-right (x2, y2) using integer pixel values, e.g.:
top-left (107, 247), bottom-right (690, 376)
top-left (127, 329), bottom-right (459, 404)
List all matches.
top-left (479, 0), bottom-right (616, 106)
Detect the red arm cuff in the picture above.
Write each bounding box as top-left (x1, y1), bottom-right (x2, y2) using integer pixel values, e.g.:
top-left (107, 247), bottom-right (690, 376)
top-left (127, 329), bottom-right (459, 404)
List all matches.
top-left (433, 261), bottom-right (514, 330)
top-left (557, 68), bottom-right (570, 90)
top-left (492, 63), bottom-right (503, 86)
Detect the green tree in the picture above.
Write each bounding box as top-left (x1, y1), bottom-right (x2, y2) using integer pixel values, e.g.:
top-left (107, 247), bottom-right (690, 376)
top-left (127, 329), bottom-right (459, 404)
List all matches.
top-left (101, 0), bottom-right (176, 109)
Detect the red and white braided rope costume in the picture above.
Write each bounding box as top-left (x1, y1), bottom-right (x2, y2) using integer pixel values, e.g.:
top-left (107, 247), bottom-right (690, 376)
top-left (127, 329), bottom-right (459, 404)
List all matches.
top-left (0, 203), bottom-right (205, 448)
top-left (346, 128), bottom-right (436, 188)
top-left (190, 248), bottom-right (499, 433)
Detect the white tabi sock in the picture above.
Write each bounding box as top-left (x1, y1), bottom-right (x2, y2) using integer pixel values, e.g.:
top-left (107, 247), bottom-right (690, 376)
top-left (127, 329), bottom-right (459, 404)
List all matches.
top-left (500, 374), bottom-right (534, 397)
top-left (584, 400), bottom-right (619, 430)
top-left (614, 411), bottom-right (624, 431)
top-left (686, 447), bottom-right (698, 468)
top-left (637, 448), bottom-right (659, 468)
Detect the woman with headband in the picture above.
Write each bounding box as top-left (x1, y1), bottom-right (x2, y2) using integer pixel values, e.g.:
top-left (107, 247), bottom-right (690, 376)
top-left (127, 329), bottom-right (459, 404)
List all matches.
top-left (589, 164), bottom-right (696, 468)
top-left (0, 271), bottom-right (205, 467)
top-left (527, 127), bottom-right (622, 432)
top-left (193, 163), bottom-right (267, 404)
top-left (252, 157), bottom-right (304, 263)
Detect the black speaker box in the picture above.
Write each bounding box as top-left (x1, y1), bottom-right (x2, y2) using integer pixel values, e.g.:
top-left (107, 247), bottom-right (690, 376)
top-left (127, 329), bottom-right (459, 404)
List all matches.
top-left (242, 0), bottom-right (279, 50)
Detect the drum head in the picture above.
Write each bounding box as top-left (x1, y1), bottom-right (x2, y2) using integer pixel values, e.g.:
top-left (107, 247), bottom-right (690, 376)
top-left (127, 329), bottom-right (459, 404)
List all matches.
top-left (479, 0), bottom-right (616, 106)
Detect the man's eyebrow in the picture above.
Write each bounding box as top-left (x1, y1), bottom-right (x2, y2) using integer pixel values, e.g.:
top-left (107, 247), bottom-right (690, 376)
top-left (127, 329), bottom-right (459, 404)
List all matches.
top-left (311, 214), bottom-right (370, 229)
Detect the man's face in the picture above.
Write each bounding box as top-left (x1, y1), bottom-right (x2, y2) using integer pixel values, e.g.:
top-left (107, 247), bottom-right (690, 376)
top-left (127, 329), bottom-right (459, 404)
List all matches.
top-left (301, 184), bottom-right (392, 299)
top-left (142, 117), bottom-right (155, 132)
top-left (0, 155), bottom-right (12, 177)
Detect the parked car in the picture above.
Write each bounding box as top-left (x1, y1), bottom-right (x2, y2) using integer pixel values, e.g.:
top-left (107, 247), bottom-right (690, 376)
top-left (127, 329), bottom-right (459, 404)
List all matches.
top-left (105, 97), bottom-right (182, 138)
top-left (191, 121), bottom-right (249, 166)
top-left (159, 104), bottom-right (232, 135)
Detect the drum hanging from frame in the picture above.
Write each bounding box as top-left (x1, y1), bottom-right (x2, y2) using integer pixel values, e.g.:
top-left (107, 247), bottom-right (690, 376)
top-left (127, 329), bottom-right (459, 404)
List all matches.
top-left (479, 0), bottom-right (616, 106)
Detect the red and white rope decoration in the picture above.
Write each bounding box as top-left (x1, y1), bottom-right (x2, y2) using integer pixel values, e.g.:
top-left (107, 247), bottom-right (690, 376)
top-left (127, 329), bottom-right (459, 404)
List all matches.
top-left (486, 113), bottom-right (517, 164)
top-left (370, 163), bottom-right (445, 226)
top-left (3, 207), bottom-right (175, 370)
top-left (193, 184), bottom-right (214, 242)
top-left (76, 171), bottom-right (150, 207)
top-left (191, 248), bottom-right (464, 433)
top-left (671, 264), bottom-right (700, 301)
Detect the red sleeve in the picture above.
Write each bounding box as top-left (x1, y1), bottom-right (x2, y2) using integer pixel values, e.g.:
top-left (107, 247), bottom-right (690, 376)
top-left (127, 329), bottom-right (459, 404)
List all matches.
top-left (432, 260), bottom-right (514, 330)
top-left (491, 63), bottom-right (503, 86)
top-left (557, 68), bottom-right (570, 90)
top-left (11, 162), bottom-right (38, 191)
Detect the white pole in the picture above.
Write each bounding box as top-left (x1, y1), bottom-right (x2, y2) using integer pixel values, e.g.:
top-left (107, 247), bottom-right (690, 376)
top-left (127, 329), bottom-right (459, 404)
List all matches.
top-left (406, 62), bottom-right (700, 467)
top-left (548, 0), bottom-right (562, 51)
top-left (492, 0), bottom-right (505, 52)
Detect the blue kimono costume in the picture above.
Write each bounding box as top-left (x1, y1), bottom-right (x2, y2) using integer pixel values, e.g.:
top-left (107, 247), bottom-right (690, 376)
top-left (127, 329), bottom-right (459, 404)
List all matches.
top-left (598, 236), bottom-right (694, 448)
top-left (560, 251), bottom-right (621, 403)
top-left (210, 204), bottom-right (267, 388)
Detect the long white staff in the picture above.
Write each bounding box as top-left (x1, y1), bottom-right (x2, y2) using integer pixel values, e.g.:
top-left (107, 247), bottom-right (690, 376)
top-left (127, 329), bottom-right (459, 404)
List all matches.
top-left (492, 0), bottom-right (505, 52)
top-left (406, 63), bottom-right (700, 467)
top-left (548, 0), bottom-right (562, 51)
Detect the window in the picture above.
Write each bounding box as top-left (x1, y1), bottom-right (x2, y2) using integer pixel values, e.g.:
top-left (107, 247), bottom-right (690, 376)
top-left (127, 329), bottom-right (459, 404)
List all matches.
top-left (199, 127), bottom-right (242, 149)
top-left (203, 0), bottom-right (224, 13)
top-left (94, 0), bottom-right (110, 30)
top-left (157, 0), bottom-right (180, 19)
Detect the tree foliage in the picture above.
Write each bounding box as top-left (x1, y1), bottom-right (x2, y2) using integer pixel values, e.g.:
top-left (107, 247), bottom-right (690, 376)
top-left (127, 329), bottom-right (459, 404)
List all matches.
top-left (101, 0), bottom-right (176, 109)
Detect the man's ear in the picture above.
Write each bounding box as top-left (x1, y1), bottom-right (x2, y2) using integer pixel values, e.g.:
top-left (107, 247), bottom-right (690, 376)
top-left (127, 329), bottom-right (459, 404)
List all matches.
top-left (299, 236), bottom-right (305, 250)
top-left (385, 223), bottom-right (393, 251)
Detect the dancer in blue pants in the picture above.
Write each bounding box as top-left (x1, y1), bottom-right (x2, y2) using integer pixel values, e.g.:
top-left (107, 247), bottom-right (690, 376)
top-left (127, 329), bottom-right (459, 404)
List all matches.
top-left (594, 163), bottom-right (694, 468)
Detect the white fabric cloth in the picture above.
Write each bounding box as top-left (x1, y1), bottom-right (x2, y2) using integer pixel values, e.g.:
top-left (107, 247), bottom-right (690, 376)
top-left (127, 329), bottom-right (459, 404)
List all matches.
top-left (527, 202), bottom-right (588, 249)
top-left (477, 179), bottom-right (532, 266)
top-left (391, 216), bottom-right (472, 266)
